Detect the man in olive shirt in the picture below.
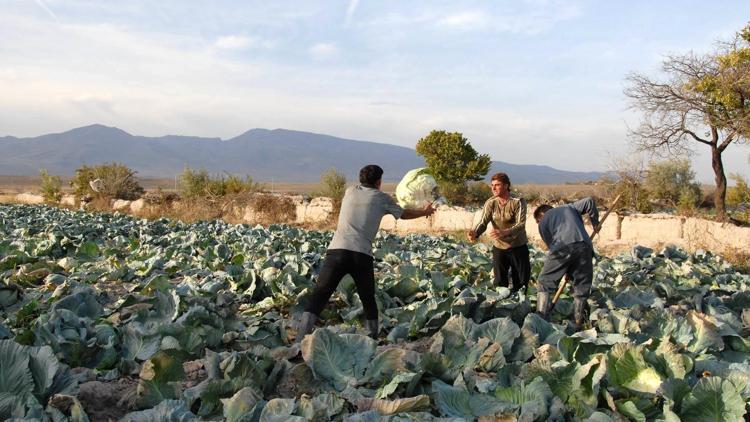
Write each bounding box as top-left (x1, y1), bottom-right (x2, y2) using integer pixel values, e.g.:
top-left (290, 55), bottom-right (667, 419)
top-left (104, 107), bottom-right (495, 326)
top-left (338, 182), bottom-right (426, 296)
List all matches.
top-left (533, 197), bottom-right (600, 329)
top-left (296, 165), bottom-right (435, 341)
top-left (467, 172), bottom-right (530, 293)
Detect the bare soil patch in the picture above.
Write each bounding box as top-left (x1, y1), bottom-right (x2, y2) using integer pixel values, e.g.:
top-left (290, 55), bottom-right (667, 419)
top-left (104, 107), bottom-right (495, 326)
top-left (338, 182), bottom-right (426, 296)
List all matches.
top-left (78, 378), bottom-right (139, 422)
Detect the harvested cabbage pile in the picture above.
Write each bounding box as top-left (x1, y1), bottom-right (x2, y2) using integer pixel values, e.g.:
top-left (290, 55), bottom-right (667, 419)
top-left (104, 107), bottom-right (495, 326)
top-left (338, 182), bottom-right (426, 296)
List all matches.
top-left (1, 203), bottom-right (749, 421)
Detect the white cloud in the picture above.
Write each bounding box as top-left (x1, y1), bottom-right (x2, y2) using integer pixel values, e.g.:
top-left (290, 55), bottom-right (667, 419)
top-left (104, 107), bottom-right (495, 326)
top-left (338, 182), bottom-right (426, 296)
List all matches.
top-left (437, 11), bottom-right (489, 30)
top-left (309, 42), bottom-right (338, 59)
top-left (214, 35), bottom-right (254, 50)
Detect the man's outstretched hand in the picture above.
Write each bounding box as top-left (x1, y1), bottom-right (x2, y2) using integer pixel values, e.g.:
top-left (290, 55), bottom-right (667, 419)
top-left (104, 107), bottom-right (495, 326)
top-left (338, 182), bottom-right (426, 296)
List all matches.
top-left (422, 202), bottom-right (436, 217)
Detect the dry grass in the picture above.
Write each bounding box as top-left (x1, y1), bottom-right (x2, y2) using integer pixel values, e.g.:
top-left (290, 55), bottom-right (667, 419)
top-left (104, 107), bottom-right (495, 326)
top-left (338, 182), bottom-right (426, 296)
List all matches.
top-left (723, 248), bottom-right (750, 275)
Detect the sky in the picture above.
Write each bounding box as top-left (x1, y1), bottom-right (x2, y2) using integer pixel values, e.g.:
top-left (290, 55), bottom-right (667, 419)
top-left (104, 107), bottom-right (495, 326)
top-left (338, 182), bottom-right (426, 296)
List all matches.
top-left (1, 0), bottom-right (749, 183)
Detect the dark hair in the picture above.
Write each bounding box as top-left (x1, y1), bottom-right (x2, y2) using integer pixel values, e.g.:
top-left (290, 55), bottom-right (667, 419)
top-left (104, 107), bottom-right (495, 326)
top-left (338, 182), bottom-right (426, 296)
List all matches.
top-left (359, 165), bottom-right (383, 186)
top-left (533, 204), bottom-right (553, 221)
top-left (491, 172), bottom-right (511, 189)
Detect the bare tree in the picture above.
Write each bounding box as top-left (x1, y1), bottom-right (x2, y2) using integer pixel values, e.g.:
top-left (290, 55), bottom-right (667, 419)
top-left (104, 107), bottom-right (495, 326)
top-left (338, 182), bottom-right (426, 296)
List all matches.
top-left (625, 25), bottom-right (750, 221)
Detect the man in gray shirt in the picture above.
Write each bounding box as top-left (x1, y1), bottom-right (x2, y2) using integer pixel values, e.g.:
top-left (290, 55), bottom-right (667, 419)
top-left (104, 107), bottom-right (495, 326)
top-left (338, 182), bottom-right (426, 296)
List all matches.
top-left (296, 165), bottom-right (435, 341)
top-left (533, 197), bottom-right (600, 329)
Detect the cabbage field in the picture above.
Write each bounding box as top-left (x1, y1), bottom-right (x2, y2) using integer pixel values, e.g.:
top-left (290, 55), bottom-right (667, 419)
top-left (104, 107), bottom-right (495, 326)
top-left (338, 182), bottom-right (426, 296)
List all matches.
top-left (2, 203), bottom-right (750, 421)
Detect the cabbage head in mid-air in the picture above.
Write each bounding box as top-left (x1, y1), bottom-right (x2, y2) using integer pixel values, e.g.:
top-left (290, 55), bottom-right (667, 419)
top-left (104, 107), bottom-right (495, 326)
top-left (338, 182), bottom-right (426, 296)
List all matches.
top-left (395, 168), bottom-right (444, 208)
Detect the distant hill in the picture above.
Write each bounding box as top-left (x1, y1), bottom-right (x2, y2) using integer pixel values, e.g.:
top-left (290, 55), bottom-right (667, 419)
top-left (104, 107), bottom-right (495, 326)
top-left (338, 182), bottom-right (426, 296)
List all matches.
top-left (0, 124), bottom-right (604, 183)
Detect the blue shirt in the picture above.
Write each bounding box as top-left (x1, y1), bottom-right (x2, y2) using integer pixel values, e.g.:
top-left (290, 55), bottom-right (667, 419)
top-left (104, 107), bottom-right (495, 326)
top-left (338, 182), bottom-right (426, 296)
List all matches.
top-left (538, 197), bottom-right (600, 253)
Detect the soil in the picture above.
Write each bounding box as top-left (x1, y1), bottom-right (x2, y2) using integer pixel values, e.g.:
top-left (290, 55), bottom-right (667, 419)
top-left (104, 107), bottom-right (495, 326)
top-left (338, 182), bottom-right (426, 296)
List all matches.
top-left (275, 362), bottom-right (322, 398)
top-left (78, 378), bottom-right (139, 422)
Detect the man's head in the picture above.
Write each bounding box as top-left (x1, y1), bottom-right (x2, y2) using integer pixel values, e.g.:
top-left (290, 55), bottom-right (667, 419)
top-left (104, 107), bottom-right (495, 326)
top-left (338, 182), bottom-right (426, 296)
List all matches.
top-left (533, 204), bottom-right (553, 223)
top-left (490, 172), bottom-right (511, 197)
top-left (360, 165), bottom-right (384, 188)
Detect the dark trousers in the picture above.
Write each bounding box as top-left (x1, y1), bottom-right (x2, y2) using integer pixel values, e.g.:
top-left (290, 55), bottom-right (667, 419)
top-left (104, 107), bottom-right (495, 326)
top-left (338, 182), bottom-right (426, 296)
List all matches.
top-left (492, 244), bottom-right (531, 292)
top-left (304, 249), bottom-right (378, 320)
top-left (537, 242), bottom-right (593, 299)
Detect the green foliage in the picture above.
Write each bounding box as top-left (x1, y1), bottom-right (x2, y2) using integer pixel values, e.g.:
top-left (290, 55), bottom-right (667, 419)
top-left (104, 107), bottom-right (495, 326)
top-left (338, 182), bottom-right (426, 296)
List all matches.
top-left (626, 24), bottom-right (750, 221)
top-left (179, 166), bottom-right (260, 198)
top-left (71, 162), bottom-right (144, 200)
top-left (437, 180), bottom-right (491, 206)
top-left (602, 174), bottom-right (652, 213)
top-left (466, 181), bottom-right (492, 205)
top-left (3, 203), bottom-right (750, 419)
top-left (415, 130), bottom-right (491, 184)
top-left (315, 167), bottom-right (347, 200)
top-left (644, 159), bottom-right (701, 208)
top-left (727, 173), bottom-right (750, 206)
top-left (0, 340), bottom-right (80, 420)
top-left (38, 169), bottom-right (62, 202)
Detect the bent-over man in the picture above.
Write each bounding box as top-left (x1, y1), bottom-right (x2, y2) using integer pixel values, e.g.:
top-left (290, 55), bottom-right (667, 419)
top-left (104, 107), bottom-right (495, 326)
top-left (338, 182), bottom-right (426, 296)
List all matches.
top-left (296, 165), bottom-right (435, 341)
top-left (533, 197), bottom-right (600, 329)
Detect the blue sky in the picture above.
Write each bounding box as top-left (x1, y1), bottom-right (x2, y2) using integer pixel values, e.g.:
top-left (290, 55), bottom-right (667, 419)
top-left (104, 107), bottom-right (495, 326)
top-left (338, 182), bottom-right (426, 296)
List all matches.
top-left (1, 0), bottom-right (749, 182)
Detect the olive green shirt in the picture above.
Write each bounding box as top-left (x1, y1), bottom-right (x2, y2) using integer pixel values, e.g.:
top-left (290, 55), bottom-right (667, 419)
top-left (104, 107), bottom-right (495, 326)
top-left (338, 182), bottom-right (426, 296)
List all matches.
top-left (472, 196), bottom-right (528, 249)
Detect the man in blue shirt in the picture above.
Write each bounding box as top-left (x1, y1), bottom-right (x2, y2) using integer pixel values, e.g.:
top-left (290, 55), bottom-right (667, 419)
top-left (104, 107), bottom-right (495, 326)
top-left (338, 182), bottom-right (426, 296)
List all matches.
top-left (533, 197), bottom-right (600, 329)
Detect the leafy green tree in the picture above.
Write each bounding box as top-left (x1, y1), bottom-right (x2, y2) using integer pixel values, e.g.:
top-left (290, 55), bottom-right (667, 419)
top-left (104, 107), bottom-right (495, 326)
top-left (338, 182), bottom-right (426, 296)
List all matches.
top-left (415, 130), bottom-right (491, 184)
top-left (625, 24), bottom-right (750, 221)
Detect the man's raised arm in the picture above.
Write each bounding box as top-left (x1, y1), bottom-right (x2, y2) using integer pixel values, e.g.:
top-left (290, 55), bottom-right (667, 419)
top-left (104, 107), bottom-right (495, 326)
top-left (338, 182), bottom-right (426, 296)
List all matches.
top-left (572, 197), bottom-right (600, 228)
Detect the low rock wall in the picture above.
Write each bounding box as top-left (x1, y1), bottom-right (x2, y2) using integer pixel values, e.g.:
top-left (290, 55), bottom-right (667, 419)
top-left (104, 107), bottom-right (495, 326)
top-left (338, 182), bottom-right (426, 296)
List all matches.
top-left (13, 192), bottom-right (749, 255)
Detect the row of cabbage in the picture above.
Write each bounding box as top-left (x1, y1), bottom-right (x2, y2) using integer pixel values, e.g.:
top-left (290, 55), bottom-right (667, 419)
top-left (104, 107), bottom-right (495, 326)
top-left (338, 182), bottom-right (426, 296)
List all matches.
top-left (1, 203), bottom-right (750, 421)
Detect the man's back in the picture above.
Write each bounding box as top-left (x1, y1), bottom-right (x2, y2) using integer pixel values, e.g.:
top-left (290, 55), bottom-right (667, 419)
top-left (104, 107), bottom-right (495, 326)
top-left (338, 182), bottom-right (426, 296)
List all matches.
top-left (538, 204), bottom-right (590, 253)
top-left (328, 185), bottom-right (403, 256)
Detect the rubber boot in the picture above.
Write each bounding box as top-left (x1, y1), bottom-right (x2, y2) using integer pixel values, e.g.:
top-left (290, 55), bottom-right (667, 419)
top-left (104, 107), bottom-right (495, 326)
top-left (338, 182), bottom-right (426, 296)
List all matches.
top-left (295, 312), bottom-right (318, 343)
top-left (536, 291), bottom-right (550, 320)
top-left (365, 319), bottom-right (379, 339)
top-left (572, 297), bottom-right (588, 331)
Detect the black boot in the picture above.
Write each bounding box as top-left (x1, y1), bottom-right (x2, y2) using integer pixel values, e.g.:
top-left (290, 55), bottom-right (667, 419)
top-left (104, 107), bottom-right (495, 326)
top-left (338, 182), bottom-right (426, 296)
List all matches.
top-left (572, 297), bottom-right (588, 331)
top-left (366, 319), bottom-right (379, 339)
top-left (536, 292), bottom-right (550, 320)
top-left (295, 312), bottom-right (318, 342)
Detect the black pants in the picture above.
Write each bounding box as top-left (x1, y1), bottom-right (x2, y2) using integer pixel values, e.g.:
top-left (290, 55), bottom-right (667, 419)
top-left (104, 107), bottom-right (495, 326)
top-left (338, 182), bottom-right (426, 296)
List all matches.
top-left (537, 242), bottom-right (593, 299)
top-left (304, 249), bottom-right (378, 320)
top-left (492, 244), bottom-right (531, 292)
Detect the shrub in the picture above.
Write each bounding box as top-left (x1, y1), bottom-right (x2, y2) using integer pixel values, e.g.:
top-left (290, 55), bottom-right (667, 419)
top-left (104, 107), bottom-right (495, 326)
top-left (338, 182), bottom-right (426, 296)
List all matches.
top-left (317, 168), bottom-right (347, 201)
top-left (600, 174), bottom-right (652, 213)
top-left (437, 181), bottom-right (467, 206)
top-left (39, 169), bottom-right (62, 202)
top-left (71, 163), bottom-right (144, 200)
top-left (677, 185), bottom-right (701, 215)
top-left (465, 181), bottom-right (492, 206)
top-left (178, 166), bottom-right (260, 198)
top-left (727, 173), bottom-right (750, 206)
top-left (644, 159), bottom-right (701, 208)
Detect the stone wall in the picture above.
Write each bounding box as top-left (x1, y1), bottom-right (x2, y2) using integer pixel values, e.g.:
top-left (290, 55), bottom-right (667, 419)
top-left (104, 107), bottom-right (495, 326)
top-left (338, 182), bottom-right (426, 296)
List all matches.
top-left (12, 191), bottom-right (749, 255)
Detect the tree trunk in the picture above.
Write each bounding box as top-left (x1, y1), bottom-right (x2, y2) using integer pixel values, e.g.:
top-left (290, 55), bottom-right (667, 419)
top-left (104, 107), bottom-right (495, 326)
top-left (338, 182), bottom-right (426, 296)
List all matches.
top-left (711, 144), bottom-right (728, 221)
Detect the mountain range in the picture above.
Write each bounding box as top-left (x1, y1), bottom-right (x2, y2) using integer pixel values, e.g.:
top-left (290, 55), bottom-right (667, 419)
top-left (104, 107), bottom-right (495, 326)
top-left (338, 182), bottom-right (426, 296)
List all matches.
top-left (0, 124), bottom-right (604, 183)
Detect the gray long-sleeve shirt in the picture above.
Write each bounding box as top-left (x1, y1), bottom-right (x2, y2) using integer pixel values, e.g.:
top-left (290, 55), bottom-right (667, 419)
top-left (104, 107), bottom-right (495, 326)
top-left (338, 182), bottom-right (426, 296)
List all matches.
top-left (538, 197), bottom-right (600, 253)
top-left (328, 185), bottom-right (404, 256)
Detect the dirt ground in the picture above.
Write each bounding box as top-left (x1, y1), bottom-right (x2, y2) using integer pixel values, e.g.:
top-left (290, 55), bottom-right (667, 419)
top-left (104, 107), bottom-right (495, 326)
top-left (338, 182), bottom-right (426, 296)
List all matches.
top-left (78, 378), bottom-right (139, 421)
